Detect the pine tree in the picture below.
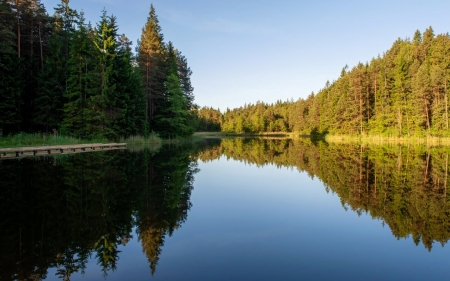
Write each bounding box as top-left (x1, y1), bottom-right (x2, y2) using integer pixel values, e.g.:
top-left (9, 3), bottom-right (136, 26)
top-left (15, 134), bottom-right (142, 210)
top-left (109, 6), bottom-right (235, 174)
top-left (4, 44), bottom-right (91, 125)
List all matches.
top-left (137, 4), bottom-right (165, 128)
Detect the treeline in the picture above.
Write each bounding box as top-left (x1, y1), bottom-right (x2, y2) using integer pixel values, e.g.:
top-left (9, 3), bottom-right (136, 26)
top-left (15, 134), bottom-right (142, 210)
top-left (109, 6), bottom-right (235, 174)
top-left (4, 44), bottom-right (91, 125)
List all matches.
top-left (0, 0), bottom-right (194, 139)
top-left (191, 105), bottom-right (222, 131)
top-left (218, 27), bottom-right (450, 137)
top-left (194, 138), bottom-right (450, 250)
top-left (0, 143), bottom-right (198, 279)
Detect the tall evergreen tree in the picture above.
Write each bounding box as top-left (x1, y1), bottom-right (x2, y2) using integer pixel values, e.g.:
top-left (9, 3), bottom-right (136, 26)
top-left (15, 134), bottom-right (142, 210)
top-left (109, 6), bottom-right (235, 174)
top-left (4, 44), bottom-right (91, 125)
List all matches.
top-left (137, 4), bottom-right (165, 129)
top-left (62, 15), bottom-right (98, 138)
top-left (0, 0), bottom-right (22, 135)
top-left (154, 42), bottom-right (194, 138)
top-left (114, 34), bottom-right (146, 136)
top-left (176, 50), bottom-right (194, 109)
top-left (92, 10), bottom-right (119, 138)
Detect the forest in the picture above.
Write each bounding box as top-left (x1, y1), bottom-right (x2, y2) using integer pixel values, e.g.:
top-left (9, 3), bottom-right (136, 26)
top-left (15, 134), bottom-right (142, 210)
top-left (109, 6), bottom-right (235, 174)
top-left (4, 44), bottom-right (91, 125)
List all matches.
top-left (198, 27), bottom-right (450, 137)
top-left (0, 0), bottom-right (195, 139)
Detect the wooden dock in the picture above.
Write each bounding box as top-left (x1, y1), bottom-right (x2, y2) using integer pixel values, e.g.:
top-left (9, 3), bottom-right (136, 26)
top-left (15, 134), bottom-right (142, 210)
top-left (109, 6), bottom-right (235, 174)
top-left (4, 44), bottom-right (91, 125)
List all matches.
top-left (0, 143), bottom-right (127, 160)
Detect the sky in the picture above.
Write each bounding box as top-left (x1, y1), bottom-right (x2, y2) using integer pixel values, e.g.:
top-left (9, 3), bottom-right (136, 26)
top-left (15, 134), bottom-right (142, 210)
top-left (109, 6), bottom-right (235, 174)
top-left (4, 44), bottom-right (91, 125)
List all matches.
top-left (41, 0), bottom-right (450, 111)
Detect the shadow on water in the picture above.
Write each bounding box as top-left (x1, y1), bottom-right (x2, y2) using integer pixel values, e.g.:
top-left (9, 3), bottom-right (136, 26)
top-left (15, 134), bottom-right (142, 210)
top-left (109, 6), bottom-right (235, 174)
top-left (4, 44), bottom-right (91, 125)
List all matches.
top-left (2, 137), bottom-right (450, 279)
top-left (0, 142), bottom-right (202, 280)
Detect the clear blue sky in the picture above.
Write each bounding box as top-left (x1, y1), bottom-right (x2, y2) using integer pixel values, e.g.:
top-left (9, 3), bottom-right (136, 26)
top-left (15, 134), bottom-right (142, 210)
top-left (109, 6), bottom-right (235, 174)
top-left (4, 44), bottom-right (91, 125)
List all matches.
top-left (42, 0), bottom-right (450, 111)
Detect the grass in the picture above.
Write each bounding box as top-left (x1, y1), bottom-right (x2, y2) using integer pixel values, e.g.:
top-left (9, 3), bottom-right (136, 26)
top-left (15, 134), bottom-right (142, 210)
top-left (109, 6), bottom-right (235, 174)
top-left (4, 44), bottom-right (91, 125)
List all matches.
top-left (193, 131), bottom-right (305, 138)
top-left (194, 131), bottom-right (450, 146)
top-left (0, 133), bottom-right (107, 149)
top-left (325, 134), bottom-right (450, 146)
top-left (120, 134), bottom-right (163, 153)
top-left (119, 134), bottom-right (162, 145)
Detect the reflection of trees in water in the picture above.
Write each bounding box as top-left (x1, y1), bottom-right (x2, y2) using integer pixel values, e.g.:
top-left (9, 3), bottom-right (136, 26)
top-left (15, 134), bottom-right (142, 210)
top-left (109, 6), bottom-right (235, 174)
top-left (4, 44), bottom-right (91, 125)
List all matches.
top-left (3, 138), bottom-right (449, 279)
top-left (194, 138), bottom-right (450, 251)
top-left (0, 143), bottom-right (199, 280)
top-left (135, 143), bottom-right (198, 275)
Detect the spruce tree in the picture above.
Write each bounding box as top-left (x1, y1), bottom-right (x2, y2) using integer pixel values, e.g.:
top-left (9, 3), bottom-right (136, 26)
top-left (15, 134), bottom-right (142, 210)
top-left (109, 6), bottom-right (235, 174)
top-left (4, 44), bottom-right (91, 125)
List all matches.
top-left (92, 10), bottom-right (119, 138)
top-left (115, 34), bottom-right (146, 136)
top-left (176, 51), bottom-right (194, 109)
top-left (62, 15), bottom-right (98, 138)
top-left (33, 26), bottom-right (65, 133)
top-left (154, 42), bottom-right (193, 138)
top-left (0, 54), bottom-right (22, 135)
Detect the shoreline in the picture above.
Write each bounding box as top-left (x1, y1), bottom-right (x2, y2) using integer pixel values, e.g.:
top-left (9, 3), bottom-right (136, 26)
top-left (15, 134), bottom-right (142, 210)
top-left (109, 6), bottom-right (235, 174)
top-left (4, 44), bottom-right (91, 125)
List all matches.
top-left (193, 132), bottom-right (450, 145)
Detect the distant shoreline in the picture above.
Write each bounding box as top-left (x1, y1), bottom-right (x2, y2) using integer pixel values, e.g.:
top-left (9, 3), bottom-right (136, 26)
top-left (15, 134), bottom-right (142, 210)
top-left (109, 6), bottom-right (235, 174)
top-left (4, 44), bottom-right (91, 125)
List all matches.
top-left (193, 132), bottom-right (450, 145)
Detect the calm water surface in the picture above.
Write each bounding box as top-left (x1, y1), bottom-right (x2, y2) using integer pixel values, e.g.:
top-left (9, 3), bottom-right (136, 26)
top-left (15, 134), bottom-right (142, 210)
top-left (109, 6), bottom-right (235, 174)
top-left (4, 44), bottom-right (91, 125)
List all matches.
top-left (1, 138), bottom-right (450, 280)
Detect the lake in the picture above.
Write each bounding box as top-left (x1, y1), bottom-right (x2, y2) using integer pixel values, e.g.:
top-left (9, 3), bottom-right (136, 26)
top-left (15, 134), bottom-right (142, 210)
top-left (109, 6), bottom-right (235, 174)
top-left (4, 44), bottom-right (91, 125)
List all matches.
top-left (1, 138), bottom-right (450, 280)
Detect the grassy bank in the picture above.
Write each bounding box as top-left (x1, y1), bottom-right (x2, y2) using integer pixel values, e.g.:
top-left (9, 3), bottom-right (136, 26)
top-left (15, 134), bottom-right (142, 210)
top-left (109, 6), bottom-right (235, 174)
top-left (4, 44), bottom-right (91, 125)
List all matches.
top-left (325, 134), bottom-right (450, 146)
top-left (193, 132), bottom-right (450, 146)
top-left (119, 134), bottom-right (162, 145)
top-left (0, 133), bottom-right (163, 149)
top-left (193, 132), bottom-right (307, 138)
top-left (121, 134), bottom-right (163, 153)
top-left (0, 133), bottom-right (108, 149)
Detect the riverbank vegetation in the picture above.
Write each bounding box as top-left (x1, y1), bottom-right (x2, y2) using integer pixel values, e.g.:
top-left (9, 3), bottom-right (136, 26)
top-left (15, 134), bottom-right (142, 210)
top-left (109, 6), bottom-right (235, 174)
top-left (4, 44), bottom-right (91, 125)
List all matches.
top-left (193, 27), bottom-right (450, 140)
top-left (0, 0), bottom-right (195, 142)
top-left (0, 132), bottom-right (106, 148)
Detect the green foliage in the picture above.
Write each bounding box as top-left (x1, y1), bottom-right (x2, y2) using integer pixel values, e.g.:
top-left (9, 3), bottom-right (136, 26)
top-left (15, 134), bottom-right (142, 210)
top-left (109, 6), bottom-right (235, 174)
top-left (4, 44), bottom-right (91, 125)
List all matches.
top-left (0, 132), bottom-right (106, 148)
top-left (0, 53), bottom-right (22, 134)
top-left (0, 1), bottom-right (195, 140)
top-left (191, 105), bottom-right (222, 131)
top-left (219, 28), bottom-right (450, 138)
top-left (153, 43), bottom-right (194, 138)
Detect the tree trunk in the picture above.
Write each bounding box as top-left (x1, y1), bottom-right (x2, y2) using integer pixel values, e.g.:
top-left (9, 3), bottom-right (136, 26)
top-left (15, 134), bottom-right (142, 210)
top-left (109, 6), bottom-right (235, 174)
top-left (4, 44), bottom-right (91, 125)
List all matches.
top-left (424, 95), bottom-right (431, 131)
top-left (445, 75), bottom-right (449, 130)
top-left (16, 0), bottom-right (20, 58)
top-left (39, 22), bottom-right (43, 69)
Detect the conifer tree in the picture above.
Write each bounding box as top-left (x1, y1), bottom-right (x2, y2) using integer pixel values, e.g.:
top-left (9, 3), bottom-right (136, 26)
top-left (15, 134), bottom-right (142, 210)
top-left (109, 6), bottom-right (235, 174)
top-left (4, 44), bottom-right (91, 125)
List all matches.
top-left (0, 0), bottom-right (22, 135)
top-left (114, 34), bottom-right (146, 136)
top-left (33, 31), bottom-right (65, 133)
top-left (137, 4), bottom-right (165, 128)
top-left (62, 16), bottom-right (98, 138)
top-left (0, 54), bottom-right (22, 135)
top-left (176, 51), bottom-right (194, 109)
top-left (92, 10), bottom-right (119, 138)
top-left (32, 0), bottom-right (79, 133)
top-left (154, 42), bottom-right (193, 138)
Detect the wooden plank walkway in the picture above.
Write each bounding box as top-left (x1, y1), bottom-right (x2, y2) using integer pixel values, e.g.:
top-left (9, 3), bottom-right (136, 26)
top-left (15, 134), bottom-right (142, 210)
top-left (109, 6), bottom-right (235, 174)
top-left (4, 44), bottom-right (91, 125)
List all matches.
top-left (0, 143), bottom-right (127, 160)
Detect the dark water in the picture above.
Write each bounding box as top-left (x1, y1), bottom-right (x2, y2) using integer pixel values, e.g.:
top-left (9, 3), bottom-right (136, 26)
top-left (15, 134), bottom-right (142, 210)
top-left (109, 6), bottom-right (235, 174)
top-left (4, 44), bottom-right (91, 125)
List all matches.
top-left (2, 138), bottom-right (450, 280)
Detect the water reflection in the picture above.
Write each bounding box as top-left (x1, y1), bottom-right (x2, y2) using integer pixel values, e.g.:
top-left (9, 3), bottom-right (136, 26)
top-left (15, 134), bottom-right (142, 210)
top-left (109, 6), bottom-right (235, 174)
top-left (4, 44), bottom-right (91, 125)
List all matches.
top-left (1, 138), bottom-right (450, 279)
top-left (195, 138), bottom-right (450, 251)
top-left (0, 143), bottom-right (199, 280)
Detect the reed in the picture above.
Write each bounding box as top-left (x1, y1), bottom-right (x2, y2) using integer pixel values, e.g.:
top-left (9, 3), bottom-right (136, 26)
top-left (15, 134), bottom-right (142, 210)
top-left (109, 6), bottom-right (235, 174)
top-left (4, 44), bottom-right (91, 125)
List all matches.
top-left (119, 133), bottom-right (162, 145)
